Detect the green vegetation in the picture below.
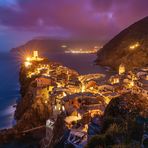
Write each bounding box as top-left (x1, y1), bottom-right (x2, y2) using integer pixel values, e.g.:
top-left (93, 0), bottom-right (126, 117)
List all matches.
top-left (86, 92), bottom-right (148, 147)
top-left (86, 120), bottom-right (141, 148)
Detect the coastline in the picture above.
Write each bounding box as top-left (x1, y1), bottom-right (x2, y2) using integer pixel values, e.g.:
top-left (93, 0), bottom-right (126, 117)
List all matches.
top-left (0, 51), bottom-right (147, 147)
top-left (0, 52), bottom-right (106, 145)
top-left (0, 52), bottom-right (104, 130)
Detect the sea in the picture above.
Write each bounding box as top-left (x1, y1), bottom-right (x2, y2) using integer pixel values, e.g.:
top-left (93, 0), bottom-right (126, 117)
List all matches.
top-left (0, 52), bottom-right (20, 129)
top-left (0, 51), bottom-right (106, 147)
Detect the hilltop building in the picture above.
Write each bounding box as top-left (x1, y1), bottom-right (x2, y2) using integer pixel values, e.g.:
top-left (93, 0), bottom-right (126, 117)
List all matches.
top-left (24, 50), bottom-right (44, 68)
top-left (33, 50), bottom-right (39, 60)
top-left (119, 64), bottom-right (125, 75)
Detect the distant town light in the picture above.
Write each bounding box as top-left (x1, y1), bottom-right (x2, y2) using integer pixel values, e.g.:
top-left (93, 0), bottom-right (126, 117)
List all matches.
top-left (61, 45), bottom-right (67, 48)
top-left (65, 48), bottom-right (98, 54)
top-left (94, 46), bottom-right (99, 49)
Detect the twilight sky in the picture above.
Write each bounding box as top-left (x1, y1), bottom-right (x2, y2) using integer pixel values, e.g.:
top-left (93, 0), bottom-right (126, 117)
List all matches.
top-left (0, 0), bottom-right (148, 51)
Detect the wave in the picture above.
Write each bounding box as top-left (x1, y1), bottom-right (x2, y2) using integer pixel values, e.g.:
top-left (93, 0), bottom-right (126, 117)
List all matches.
top-left (0, 104), bottom-right (16, 129)
top-left (0, 104), bottom-right (16, 117)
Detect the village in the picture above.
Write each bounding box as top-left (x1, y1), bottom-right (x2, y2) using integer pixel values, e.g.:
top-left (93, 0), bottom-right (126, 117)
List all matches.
top-left (23, 51), bottom-right (148, 148)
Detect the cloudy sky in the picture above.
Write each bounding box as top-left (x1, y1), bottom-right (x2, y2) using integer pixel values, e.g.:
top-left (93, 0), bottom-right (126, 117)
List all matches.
top-left (0, 0), bottom-right (147, 51)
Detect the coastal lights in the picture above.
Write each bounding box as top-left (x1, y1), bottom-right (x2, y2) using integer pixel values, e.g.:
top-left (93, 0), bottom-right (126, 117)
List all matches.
top-left (65, 48), bottom-right (98, 54)
top-left (25, 51), bottom-right (43, 63)
top-left (61, 45), bottom-right (67, 48)
top-left (24, 51), bottom-right (44, 69)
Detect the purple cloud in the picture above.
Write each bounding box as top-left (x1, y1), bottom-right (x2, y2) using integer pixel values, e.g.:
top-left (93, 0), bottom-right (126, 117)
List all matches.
top-left (0, 0), bottom-right (147, 51)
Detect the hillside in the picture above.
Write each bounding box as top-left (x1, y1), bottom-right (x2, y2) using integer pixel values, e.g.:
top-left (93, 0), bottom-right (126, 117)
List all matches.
top-left (11, 38), bottom-right (100, 54)
top-left (96, 16), bottom-right (148, 70)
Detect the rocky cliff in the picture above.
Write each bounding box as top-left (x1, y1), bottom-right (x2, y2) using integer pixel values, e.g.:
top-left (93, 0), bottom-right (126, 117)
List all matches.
top-left (0, 59), bottom-right (53, 144)
top-left (104, 93), bottom-right (148, 120)
top-left (96, 16), bottom-right (148, 71)
top-left (0, 56), bottom-right (80, 146)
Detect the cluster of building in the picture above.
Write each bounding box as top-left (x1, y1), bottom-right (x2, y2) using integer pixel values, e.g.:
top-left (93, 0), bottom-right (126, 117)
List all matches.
top-left (23, 51), bottom-right (148, 148)
top-left (109, 64), bottom-right (148, 99)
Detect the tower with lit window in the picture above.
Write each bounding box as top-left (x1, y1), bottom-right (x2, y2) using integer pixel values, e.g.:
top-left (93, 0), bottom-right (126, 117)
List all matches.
top-left (33, 50), bottom-right (38, 60)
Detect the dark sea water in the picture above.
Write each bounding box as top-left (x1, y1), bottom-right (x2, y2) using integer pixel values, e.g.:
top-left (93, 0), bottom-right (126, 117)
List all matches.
top-left (0, 52), bottom-right (20, 129)
top-left (0, 52), bottom-right (105, 129)
top-left (44, 52), bottom-right (106, 74)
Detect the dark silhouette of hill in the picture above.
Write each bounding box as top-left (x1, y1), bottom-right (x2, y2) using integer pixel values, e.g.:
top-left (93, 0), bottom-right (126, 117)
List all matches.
top-left (96, 16), bottom-right (148, 70)
top-left (11, 38), bottom-right (100, 54)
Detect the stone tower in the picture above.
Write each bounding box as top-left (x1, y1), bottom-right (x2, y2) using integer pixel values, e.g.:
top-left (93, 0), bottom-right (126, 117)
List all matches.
top-left (33, 50), bottom-right (38, 59)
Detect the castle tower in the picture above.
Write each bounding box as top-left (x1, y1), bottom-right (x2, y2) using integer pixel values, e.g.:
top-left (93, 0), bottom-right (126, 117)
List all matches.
top-left (119, 63), bottom-right (125, 75)
top-left (33, 50), bottom-right (38, 60)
